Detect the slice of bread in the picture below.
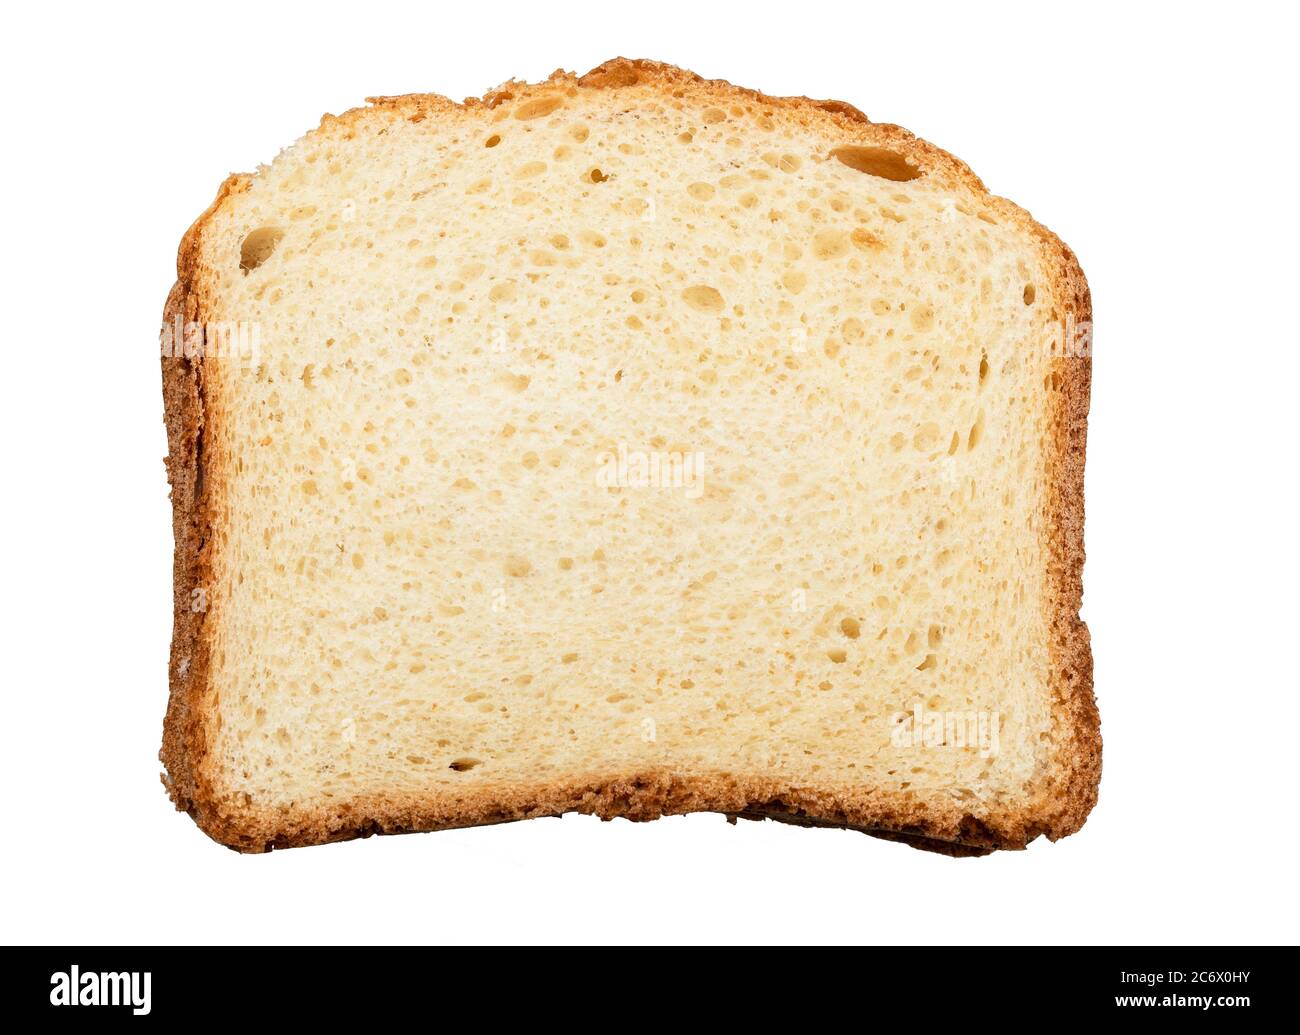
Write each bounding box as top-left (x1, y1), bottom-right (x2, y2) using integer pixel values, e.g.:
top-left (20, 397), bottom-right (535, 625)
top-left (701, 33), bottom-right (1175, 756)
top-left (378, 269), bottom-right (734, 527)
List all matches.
top-left (160, 58), bottom-right (1097, 854)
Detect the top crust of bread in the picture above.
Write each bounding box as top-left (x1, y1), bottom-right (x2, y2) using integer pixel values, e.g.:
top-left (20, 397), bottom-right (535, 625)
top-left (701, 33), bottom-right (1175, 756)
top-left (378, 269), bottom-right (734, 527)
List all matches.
top-left (160, 58), bottom-right (1097, 854)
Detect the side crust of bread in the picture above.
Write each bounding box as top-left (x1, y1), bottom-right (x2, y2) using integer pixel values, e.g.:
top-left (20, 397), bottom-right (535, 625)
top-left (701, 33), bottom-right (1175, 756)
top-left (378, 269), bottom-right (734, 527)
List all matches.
top-left (160, 58), bottom-right (1098, 854)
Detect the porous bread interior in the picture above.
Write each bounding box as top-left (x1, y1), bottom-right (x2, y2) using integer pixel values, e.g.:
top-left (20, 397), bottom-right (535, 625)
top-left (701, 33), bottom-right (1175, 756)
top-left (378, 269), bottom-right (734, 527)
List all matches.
top-left (188, 78), bottom-right (1064, 831)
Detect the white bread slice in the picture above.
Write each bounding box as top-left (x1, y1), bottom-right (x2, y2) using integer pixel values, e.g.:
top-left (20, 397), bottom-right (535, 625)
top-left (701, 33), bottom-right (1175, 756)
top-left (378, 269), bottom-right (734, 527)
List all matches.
top-left (161, 58), bottom-right (1097, 854)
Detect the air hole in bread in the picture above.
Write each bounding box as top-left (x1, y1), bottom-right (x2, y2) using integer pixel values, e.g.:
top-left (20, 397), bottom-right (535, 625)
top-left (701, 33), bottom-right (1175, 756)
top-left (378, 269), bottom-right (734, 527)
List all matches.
top-left (239, 227), bottom-right (284, 273)
top-left (504, 554), bottom-right (532, 577)
top-left (682, 285), bottom-right (724, 312)
top-left (514, 96), bottom-right (563, 120)
top-left (449, 758), bottom-right (481, 772)
top-left (829, 146), bottom-right (923, 182)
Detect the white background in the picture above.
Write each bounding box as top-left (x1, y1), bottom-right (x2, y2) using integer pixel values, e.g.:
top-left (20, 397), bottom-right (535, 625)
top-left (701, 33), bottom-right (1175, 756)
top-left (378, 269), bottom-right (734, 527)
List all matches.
top-left (2, 1), bottom-right (1297, 945)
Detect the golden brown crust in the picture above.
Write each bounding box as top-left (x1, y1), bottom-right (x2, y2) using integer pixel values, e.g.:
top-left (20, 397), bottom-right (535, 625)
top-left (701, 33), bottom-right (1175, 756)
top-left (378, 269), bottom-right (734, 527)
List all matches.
top-left (160, 57), bottom-right (1097, 855)
top-left (1036, 234), bottom-right (1100, 840)
top-left (174, 770), bottom-right (1014, 854)
top-left (159, 173), bottom-right (250, 832)
top-left (159, 281), bottom-right (202, 813)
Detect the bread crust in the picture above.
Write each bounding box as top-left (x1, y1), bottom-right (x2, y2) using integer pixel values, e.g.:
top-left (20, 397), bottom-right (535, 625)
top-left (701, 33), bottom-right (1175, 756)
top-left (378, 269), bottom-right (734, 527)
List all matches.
top-left (160, 57), bottom-right (1097, 855)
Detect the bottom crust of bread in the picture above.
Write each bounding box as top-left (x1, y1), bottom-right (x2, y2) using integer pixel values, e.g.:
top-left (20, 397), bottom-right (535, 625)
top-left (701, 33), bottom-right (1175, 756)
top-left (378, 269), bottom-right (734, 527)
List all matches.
top-left (168, 767), bottom-right (1087, 856)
